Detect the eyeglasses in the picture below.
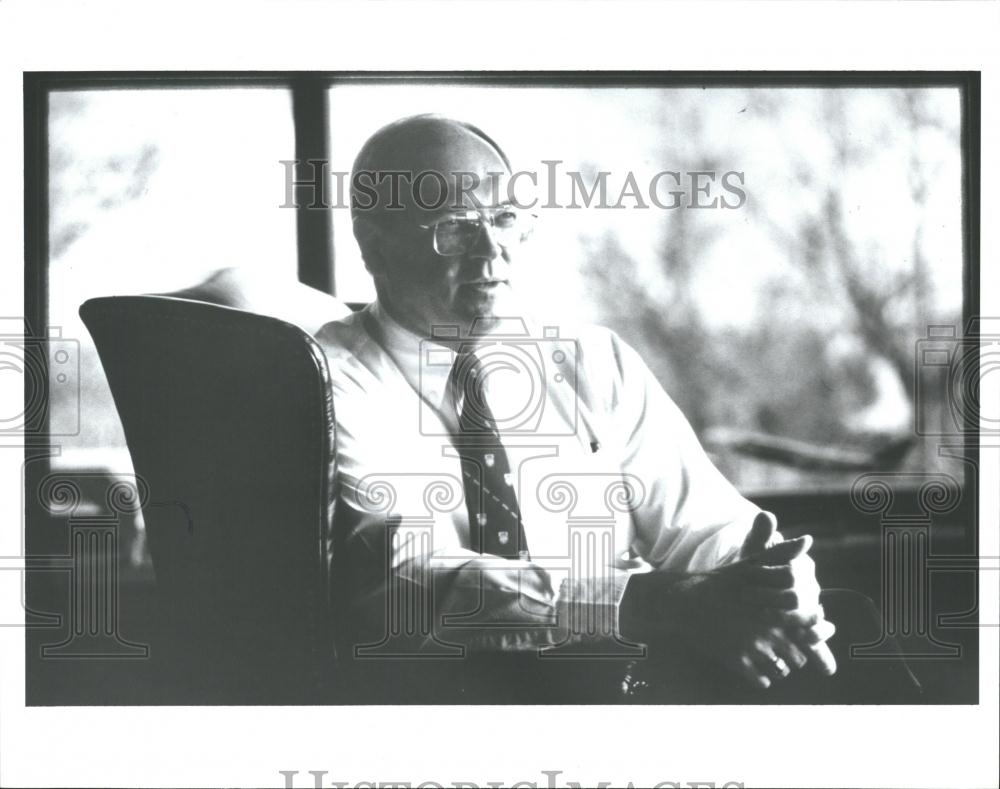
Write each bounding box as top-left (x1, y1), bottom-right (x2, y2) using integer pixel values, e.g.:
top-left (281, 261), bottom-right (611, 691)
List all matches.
top-left (418, 205), bottom-right (537, 256)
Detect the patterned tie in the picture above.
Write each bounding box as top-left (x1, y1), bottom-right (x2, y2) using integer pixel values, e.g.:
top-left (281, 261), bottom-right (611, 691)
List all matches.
top-left (448, 350), bottom-right (530, 560)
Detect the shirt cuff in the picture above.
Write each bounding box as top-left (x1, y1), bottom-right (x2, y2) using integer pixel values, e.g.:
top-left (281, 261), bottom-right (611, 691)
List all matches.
top-left (555, 567), bottom-right (634, 645)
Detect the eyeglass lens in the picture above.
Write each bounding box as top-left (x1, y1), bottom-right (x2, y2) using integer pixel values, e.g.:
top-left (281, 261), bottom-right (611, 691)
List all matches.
top-left (434, 209), bottom-right (526, 255)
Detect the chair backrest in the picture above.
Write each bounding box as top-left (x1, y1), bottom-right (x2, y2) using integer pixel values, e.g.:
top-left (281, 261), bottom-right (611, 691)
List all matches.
top-left (80, 293), bottom-right (338, 703)
top-left (158, 266), bottom-right (352, 334)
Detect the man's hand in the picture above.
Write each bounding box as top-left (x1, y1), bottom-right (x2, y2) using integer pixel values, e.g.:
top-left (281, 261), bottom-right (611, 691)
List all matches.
top-left (620, 517), bottom-right (837, 689)
top-left (739, 516), bottom-right (837, 682)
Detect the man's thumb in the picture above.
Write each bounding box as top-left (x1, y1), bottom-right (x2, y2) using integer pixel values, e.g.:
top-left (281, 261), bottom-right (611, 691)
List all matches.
top-left (741, 513), bottom-right (777, 559)
top-left (758, 534), bottom-right (813, 564)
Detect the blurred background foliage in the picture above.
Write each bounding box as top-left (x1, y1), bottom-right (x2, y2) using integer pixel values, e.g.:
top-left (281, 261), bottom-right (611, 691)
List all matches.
top-left (565, 88), bottom-right (963, 490)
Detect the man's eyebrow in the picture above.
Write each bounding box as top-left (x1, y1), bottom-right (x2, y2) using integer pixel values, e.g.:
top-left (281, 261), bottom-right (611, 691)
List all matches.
top-left (428, 203), bottom-right (515, 222)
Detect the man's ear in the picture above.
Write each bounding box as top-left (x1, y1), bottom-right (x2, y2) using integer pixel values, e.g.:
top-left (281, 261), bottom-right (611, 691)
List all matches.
top-left (352, 215), bottom-right (387, 275)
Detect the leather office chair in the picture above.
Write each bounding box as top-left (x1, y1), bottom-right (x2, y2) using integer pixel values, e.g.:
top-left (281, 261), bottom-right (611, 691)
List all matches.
top-left (79, 268), bottom-right (351, 704)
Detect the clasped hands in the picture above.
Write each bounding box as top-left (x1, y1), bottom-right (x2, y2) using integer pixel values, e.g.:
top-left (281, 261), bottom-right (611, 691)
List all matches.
top-left (622, 516), bottom-right (837, 689)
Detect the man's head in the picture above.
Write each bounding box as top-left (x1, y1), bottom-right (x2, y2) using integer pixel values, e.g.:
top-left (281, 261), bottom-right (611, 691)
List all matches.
top-left (351, 114), bottom-right (530, 338)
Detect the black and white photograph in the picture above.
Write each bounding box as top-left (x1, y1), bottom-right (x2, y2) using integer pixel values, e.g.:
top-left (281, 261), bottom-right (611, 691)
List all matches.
top-left (2, 3), bottom-right (998, 788)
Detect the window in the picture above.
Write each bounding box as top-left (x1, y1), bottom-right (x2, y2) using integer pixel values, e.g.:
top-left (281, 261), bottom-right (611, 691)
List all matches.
top-left (35, 77), bottom-right (970, 515)
top-left (47, 87), bottom-right (297, 467)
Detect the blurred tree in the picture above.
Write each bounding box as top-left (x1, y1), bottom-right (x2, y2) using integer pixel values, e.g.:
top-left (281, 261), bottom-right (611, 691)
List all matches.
top-left (579, 87), bottom-right (961, 490)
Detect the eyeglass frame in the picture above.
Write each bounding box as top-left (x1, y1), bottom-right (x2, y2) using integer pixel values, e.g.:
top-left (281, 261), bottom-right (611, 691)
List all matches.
top-left (416, 204), bottom-right (538, 256)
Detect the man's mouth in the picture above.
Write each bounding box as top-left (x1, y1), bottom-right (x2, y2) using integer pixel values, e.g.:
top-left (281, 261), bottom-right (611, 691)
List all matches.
top-left (462, 280), bottom-right (507, 289)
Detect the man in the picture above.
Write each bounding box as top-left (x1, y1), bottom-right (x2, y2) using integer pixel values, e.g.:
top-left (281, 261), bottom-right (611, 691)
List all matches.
top-left (316, 114), bottom-right (909, 703)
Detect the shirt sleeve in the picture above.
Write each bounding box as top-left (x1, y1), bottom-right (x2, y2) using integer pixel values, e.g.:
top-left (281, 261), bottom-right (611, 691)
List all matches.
top-left (337, 477), bottom-right (634, 655)
top-left (601, 330), bottom-right (777, 573)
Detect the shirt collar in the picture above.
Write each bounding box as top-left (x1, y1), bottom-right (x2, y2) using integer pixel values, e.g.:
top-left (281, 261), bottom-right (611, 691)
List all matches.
top-left (368, 299), bottom-right (455, 412)
top-left (368, 299), bottom-right (543, 414)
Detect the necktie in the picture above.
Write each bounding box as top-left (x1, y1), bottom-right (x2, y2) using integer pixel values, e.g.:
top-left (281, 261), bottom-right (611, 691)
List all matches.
top-left (448, 350), bottom-right (530, 560)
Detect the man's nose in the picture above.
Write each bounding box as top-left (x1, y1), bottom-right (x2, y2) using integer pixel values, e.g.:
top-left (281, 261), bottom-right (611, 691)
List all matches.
top-left (469, 219), bottom-right (504, 263)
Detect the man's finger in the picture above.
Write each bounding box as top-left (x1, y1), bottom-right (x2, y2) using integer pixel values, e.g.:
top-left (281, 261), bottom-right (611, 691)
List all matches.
top-left (798, 618), bottom-right (836, 645)
top-left (740, 514), bottom-right (778, 559)
top-left (742, 586), bottom-right (807, 610)
top-left (805, 640), bottom-right (837, 676)
top-left (736, 653), bottom-right (772, 689)
top-left (751, 640), bottom-right (792, 681)
top-left (742, 564), bottom-right (795, 588)
top-left (769, 631), bottom-right (810, 671)
top-left (753, 534), bottom-right (813, 565)
top-left (759, 606), bottom-right (822, 629)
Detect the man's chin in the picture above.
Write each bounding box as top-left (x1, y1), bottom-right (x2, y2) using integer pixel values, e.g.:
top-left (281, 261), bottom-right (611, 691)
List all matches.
top-left (453, 285), bottom-right (517, 326)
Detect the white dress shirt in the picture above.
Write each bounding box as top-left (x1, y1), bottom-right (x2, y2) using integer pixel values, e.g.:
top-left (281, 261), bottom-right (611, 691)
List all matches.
top-left (315, 301), bottom-right (775, 653)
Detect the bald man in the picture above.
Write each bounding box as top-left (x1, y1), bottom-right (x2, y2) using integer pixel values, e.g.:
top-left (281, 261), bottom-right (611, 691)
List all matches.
top-left (315, 115), bottom-right (914, 704)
